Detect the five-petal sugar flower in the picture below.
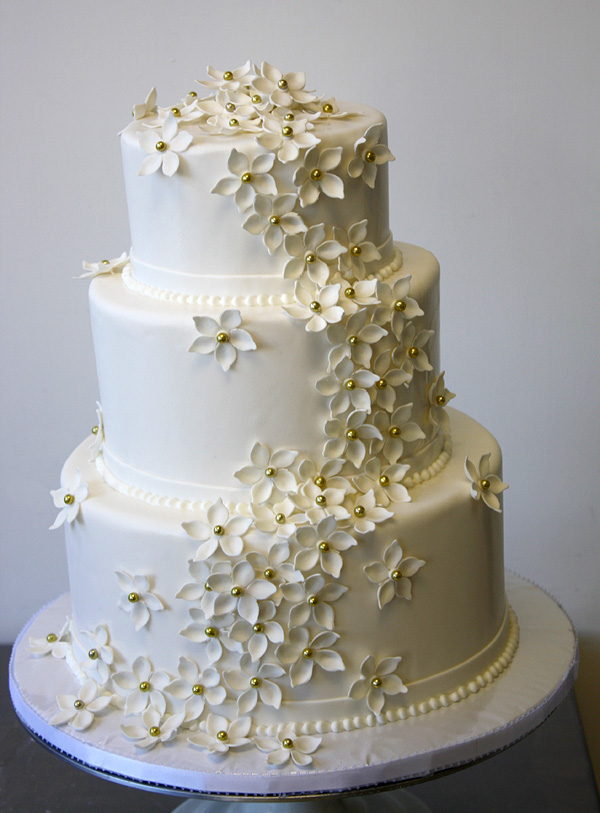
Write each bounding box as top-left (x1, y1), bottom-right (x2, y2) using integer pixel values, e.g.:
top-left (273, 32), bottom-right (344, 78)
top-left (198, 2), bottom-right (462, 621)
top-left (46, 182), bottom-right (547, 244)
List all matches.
top-left (179, 611), bottom-right (241, 665)
top-left (292, 476), bottom-right (351, 525)
top-left (28, 617), bottom-right (70, 659)
top-left (364, 539), bottom-right (426, 609)
top-left (112, 655), bottom-right (170, 716)
top-left (374, 275), bottom-right (424, 339)
top-left (122, 707), bottom-right (185, 750)
top-left (79, 625), bottom-right (114, 685)
top-left (224, 654), bottom-right (285, 714)
top-left (246, 543), bottom-right (303, 606)
top-left (348, 124), bottom-right (395, 189)
top-left (337, 278), bottom-right (379, 317)
top-left (428, 371), bottom-right (456, 434)
top-left (251, 497), bottom-right (298, 538)
top-left (138, 112), bottom-right (193, 176)
top-left (370, 350), bottom-right (411, 411)
top-left (284, 280), bottom-right (344, 332)
top-left (349, 656), bottom-right (407, 715)
top-left (353, 458), bottom-right (411, 507)
top-left (276, 628), bottom-right (345, 688)
top-left (243, 193), bottom-right (306, 254)
top-left (335, 220), bottom-right (382, 281)
top-left (229, 600), bottom-right (284, 662)
top-left (50, 679), bottom-right (111, 731)
top-left (49, 469), bottom-right (88, 530)
top-left (188, 713), bottom-right (252, 754)
top-left (371, 403), bottom-right (426, 464)
top-left (465, 453), bottom-right (508, 512)
top-left (323, 409), bottom-right (382, 468)
top-left (326, 308), bottom-right (388, 370)
top-left (392, 322), bottom-right (434, 381)
top-left (280, 573), bottom-right (347, 630)
top-left (199, 61), bottom-right (255, 93)
top-left (317, 356), bottom-right (378, 417)
top-left (189, 309), bottom-right (256, 372)
top-left (205, 560), bottom-right (276, 625)
top-left (294, 515), bottom-right (357, 579)
top-left (293, 145), bottom-right (344, 207)
top-left (182, 498), bottom-right (252, 559)
top-left (345, 489), bottom-right (393, 535)
top-left (252, 61), bottom-right (317, 108)
top-left (115, 571), bottom-right (164, 631)
top-left (256, 724), bottom-right (322, 768)
top-left (79, 251), bottom-right (129, 279)
top-left (165, 657), bottom-right (226, 725)
top-left (283, 223), bottom-right (346, 286)
top-left (234, 442), bottom-right (298, 504)
top-left (258, 114), bottom-right (319, 163)
top-left (211, 148), bottom-right (277, 212)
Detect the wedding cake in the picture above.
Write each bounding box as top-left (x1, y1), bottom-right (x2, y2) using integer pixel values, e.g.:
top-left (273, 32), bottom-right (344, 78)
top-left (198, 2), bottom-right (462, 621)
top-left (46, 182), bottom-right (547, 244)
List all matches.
top-left (39, 62), bottom-right (515, 766)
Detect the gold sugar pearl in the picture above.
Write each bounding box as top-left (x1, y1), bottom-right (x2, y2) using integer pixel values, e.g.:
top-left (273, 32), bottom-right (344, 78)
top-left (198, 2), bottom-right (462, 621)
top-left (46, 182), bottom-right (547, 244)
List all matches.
top-left (229, 118), bottom-right (239, 127)
top-left (171, 107), bottom-right (181, 117)
top-left (205, 581), bottom-right (212, 591)
top-left (205, 626), bottom-right (218, 637)
top-left (318, 541), bottom-right (330, 552)
top-left (351, 245), bottom-right (362, 257)
top-left (394, 299), bottom-right (407, 312)
top-left (225, 102), bottom-right (235, 112)
top-left (101, 259), bottom-right (110, 265)
top-left (305, 253), bottom-right (316, 264)
top-left (376, 378), bottom-right (387, 389)
top-left (314, 475), bottom-right (326, 487)
top-left (188, 91), bottom-right (197, 98)
top-left (192, 684), bottom-right (204, 695)
top-left (282, 737), bottom-right (294, 749)
top-left (310, 168), bottom-right (322, 181)
top-left (354, 505), bottom-right (366, 517)
top-left (223, 71), bottom-right (234, 80)
top-left (310, 301), bottom-right (321, 312)
top-left (213, 525), bottom-right (224, 536)
top-left (281, 126), bottom-right (294, 137)
top-left (149, 726), bottom-right (161, 737)
top-left (389, 426), bottom-right (401, 437)
top-left (315, 494), bottom-right (326, 506)
top-left (216, 730), bottom-right (228, 741)
top-left (250, 677), bottom-right (261, 688)
top-left (73, 699), bottom-right (85, 710)
top-left (371, 677), bottom-right (383, 688)
top-left (63, 494), bottom-right (75, 505)
top-left (88, 648), bottom-right (99, 660)
top-left (275, 513), bottom-right (286, 524)
top-left (379, 475), bottom-right (390, 486)
top-left (348, 335), bottom-right (359, 346)
top-left (139, 681), bottom-right (150, 692)
top-left (278, 78), bottom-right (288, 89)
top-left (155, 141), bottom-right (167, 152)
top-left (408, 347), bottom-right (420, 358)
top-left (91, 425), bottom-right (99, 435)
top-left (302, 648), bottom-right (313, 659)
top-left (241, 172), bottom-right (253, 184)
top-left (391, 570), bottom-right (402, 581)
top-left (480, 479), bottom-right (491, 491)
top-left (46, 633), bottom-right (57, 643)
top-left (322, 103), bottom-right (333, 113)
top-left (345, 379), bottom-right (357, 390)
top-left (252, 94), bottom-right (262, 104)
top-left (344, 287), bottom-right (356, 299)
top-left (269, 215), bottom-right (280, 225)
top-left (365, 150), bottom-right (376, 163)
top-left (128, 592), bottom-right (139, 603)
top-left (231, 586), bottom-right (243, 597)
top-left (264, 569), bottom-right (275, 580)
top-left (265, 466), bottom-right (277, 477)
top-left (436, 394), bottom-right (446, 405)
top-left (346, 429), bottom-right (358, 440)
top-left (253, 623), bottom-right (264, 633)
top-left (284, 112), bottom-right (295, 121)
top-left (216, 331), bottom-right (229, 343)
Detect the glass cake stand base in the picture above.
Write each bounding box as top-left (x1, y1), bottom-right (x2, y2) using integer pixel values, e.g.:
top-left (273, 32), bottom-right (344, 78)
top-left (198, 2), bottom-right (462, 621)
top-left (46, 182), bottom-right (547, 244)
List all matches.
top-left (9, 572), bottom-right (578, 805)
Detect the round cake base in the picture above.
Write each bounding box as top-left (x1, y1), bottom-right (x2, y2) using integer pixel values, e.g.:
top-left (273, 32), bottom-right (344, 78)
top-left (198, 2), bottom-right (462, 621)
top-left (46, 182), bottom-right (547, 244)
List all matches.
top-left (9, 572), bottom-right (577, 801)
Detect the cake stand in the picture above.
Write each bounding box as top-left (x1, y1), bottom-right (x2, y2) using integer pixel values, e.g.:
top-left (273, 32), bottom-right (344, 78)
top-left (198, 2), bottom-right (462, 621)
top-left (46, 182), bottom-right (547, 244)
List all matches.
top-left (9, 572), bottom-right (578, 811)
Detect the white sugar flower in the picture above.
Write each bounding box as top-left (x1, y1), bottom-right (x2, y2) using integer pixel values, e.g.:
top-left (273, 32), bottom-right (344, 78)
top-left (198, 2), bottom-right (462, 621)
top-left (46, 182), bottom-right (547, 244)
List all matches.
top-left (246, 543), bottom-right (303, 607)
top-left (348, 124), bottom-right (395, 189)
top-left (370, 350), bottom-right (412, 412)
top-left (229, 600), bottom-right (284, 662)
top-left (293, 145), bottom-right (344, 207)
top-left (112, 656), bottom-right (170, 716)
top-left (89, 401), bottom-right (104, 461)
top-left (251, 497), bottom-right (298, 538)
top-left (353, 458), bottom-right (411, 507)
top-left (225, 654), bottom-right (285, 714)
top-left (327, 308), bottom-right (388, 370)
top-left (79, 251), bottom-right (129, 279)
top-left (391, 322), bottom-right (434, 381)
top-left (122, 707), bottom-right (184, 750)
top-left (284, 280), bottom-right (343, 332)
top-left (465, 453), bottom-right (508, 513)
top-left (252, 61), bottom-right (317, 107)
top-left (165, 657), bottom-right (226, 725)
top-left (374, 275), bottom-right (424, 338)
top-left (316, 357), bottom-right (378, 417)
top-left (280, 573), bottom-right (347, 630)
top-left (335, 220), bottom-right (381, 281)
top-left (323, 409), bottom-right (382, 468)
top-left (283, 223), bottom-right (346, 286)
top-left (188, 713), bottom-right (252, 754)
top-left (179, 611), bottom-right (241, 664)
top-left (206, 560), bottom-right (276, 624)
top-left (199, 61), bottom-right (255, 92)
top-left (291, 477), bottom-right (351, 525)
top-left (305, 97), bottom-right (349, 118)
top-left (344, 489), bottom-right (393, 535)
top-left (258, 114), bottom-right (319, 163)
top-left (182, 498), bottom-right (252, 560)
top-left (175, 559), bottom-right (217, 618)
top-left (276, 628), bottom-right (344, 688)
top-left (115, 571), bottom-right (164, 631)
top-left (297, 457), bottom-right (350, 491)
top-left (234, 442), bottom-right (298, 504)
top-left (50, 679), bottom-right (111, 731)
top-left (197, 90), bottom-right (261, 134)
top-left (372, 404), bottom-right (426, 463)
top-left (295, 515), bottom-right (357, 579)
top-left (189, 309), bottom-right (256, 372)
top-left (364, 539), bottom-right (426, 609)
top-left (243, 193), bottom-right (306, 254)
top-left (427, 371), bottom-right (456, 434)
top-left (337, 278), bottom-right (379, 317)
top-left (256, 723), bottom-right (322, 768)
top-left (349, 656), bottom-right (407, 714)
top-left (80, 625), bottom-right (114, 685)
top-left (211, 148), bottom-right (277, 212)
top-left (28, 617), bottom-right (70, 658)
top-left (50, 469), bottom-right (88, 529)
top-left (138, 112), bottom-right (193, 176)
top-left (132, 86), bottom-right (158, 120)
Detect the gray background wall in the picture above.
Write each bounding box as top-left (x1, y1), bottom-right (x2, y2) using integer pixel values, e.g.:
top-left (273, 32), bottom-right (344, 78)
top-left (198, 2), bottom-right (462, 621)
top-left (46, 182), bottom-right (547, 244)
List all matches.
top-left (1, 0), bottom-right (598, 785)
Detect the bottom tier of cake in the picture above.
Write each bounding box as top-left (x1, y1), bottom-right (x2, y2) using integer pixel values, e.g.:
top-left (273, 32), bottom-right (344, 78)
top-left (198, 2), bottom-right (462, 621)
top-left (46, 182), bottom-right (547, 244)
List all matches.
top-left (54, 409), bottom-right (515, 738)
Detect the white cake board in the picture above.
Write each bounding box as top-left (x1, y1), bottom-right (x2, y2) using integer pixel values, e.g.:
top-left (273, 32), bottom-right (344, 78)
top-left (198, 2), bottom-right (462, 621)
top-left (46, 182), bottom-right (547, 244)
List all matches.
top-left (9, 572), bottom-right (577, 806)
